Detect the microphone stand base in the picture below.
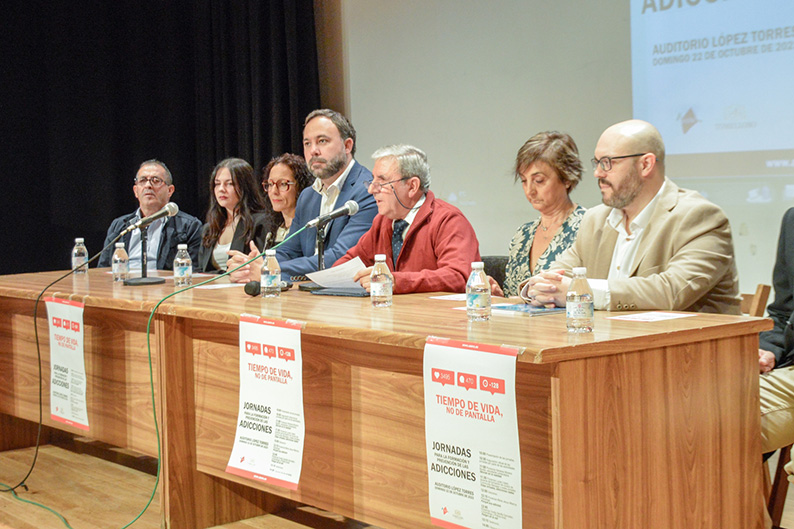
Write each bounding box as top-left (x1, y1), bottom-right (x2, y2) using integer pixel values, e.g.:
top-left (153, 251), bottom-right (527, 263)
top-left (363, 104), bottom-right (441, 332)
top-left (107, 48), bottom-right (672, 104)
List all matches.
top-left (124, 277), bottom-right (166, 286)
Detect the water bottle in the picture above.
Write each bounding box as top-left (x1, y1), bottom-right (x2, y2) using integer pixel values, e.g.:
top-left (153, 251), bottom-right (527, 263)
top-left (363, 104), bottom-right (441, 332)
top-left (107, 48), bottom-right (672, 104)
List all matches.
top-left (466, 261), bottom-right (491, 322)
top-left (173, 244), bottom-right (193, 287)
top-left (261, 249), bottom-right (281, 298)
top-left (72, 238), bottom-right (88, 273)
top-left (566, 267), bottom-right (594, 333)
top-left (111, 242), bottom-right (129, 282)
top-left (370, 254), bottom-right (393, 307)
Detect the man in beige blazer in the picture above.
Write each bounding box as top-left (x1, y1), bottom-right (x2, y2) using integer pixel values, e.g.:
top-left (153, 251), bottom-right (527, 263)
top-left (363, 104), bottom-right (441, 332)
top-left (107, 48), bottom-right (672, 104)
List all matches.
top-left (522, 119), bottom-right (741, 315)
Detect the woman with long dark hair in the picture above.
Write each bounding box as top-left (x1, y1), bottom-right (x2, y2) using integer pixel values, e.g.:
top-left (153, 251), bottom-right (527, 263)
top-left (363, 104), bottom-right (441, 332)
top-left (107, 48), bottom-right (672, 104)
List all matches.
top-left (198, 158), bottom-right (270, 272)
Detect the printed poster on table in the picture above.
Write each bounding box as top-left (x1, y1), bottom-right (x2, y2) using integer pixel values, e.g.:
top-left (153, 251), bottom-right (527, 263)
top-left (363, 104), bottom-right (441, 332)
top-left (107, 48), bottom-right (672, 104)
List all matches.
top-left (226, 314), bottom-right (305, 490)
top-left (45, 297), bottom-right (89, 431)
top-left (424, 337), bottom-right (521, 529)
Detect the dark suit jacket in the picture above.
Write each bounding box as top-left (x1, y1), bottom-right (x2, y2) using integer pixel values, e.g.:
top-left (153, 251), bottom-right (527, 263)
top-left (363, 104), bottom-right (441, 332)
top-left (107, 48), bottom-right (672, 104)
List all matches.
top-left (98, 210), bottom-right (203, 270)
top-left (276, 161), bottom-right (377, 278)
top-left (197, 212), bottom-right (272, 272)
top-left (760, 207), bottom-right (794, 367)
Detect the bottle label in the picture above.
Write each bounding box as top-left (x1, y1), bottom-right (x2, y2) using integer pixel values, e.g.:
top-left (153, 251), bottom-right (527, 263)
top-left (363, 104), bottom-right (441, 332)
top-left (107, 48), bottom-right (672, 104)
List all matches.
top-left (262, 274), bottom-right (280, 288)
top-left (467, 292), bottom-right (489, 309)
top-left (175, 265), bottom-right (191, 278)
top-left (371, 282), bottom-right (391, 297)
top-left (567, 301), bottom-right (594, 319)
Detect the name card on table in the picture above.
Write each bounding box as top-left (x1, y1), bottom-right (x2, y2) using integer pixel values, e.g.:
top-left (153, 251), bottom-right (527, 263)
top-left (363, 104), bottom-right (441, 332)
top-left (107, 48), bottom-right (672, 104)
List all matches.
top-left (423, 336), bottom-right (522, 529)
top-left (45, 297), bottom-right (89, 431)
top-left (226, 314), bottom-right (305, 490)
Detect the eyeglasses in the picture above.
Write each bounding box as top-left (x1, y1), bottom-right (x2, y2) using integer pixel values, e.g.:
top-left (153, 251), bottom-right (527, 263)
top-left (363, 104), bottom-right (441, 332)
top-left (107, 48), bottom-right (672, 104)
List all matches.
top-left (364, 176), bottom-right (411, 192)
top-left (591, 153), bottom-right (648, 172)
top-left (263, 180), bottom-right (296, 192)
top-left (134, 176), bottom-right (168, 187)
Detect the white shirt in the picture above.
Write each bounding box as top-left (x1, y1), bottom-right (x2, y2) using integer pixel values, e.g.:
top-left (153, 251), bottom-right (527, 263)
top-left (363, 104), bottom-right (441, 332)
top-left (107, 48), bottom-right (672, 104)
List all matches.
top-left (590, 180), bottom-right (668, 309)
top-left (127, 211), bottom-right (165, 270)
top-left (311, 158), bottom-right (355, 216)
top-left (212, 242), bottom-right (231, 271)
top-left (310, 159), bottom-right (355, 254)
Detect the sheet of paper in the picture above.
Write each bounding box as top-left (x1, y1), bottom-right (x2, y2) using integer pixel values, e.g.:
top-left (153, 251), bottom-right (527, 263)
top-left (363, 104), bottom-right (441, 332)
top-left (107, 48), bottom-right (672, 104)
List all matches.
top-left (226, 315), bottom-right (305, 490)
top-left (45, 298), bottom-right (89, 431)
top-left (306, 256), bottom-right (365, 288)
top-left (431, 293), bottom-right (467, 301)
top-left (424, 337), bottom-right (522, 529)
top-left (607, 311), bottom-right (698, 322)
top-left (196, 282), bottom-right (244, 290)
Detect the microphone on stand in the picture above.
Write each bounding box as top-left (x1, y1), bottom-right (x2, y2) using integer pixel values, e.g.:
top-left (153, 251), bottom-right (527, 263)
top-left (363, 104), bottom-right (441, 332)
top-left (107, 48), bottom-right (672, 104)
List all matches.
top-left (120, 202), bottom-right (179, 236)
top-left (306, 200), bottom-right (359, 228)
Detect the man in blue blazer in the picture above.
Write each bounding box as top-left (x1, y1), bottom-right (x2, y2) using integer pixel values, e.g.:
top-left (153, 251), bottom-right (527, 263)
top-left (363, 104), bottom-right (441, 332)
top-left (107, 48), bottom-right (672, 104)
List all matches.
top-left (276, 109), bottom-right (377, 279)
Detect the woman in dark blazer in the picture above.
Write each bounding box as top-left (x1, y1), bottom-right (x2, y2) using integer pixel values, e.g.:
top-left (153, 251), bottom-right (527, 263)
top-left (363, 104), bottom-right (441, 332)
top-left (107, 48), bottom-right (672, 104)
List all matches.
top-left (198, 158), bottom-right (270, 273)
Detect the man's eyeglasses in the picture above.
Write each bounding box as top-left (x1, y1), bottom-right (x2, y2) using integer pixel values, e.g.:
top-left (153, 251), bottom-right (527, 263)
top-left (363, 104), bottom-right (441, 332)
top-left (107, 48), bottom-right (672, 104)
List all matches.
top-left (134, 176), bottom-right (168, 187)
top-left (263, 180), bottom-right (296, 193)
top-left (364, 176), bottom-right (411, 192)
top-left (591, 153), bottom-right (648, 172)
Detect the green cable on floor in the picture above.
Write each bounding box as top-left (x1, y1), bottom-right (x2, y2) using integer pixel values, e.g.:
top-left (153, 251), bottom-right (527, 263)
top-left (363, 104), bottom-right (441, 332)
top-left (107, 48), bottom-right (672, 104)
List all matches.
top-left (0, 480), bottom-right (75, 529)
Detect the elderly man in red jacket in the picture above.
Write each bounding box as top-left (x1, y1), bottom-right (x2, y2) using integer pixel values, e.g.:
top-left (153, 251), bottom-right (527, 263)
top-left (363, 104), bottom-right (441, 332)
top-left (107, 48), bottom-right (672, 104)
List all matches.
top-left (334, 144), bottom-right (480, 294)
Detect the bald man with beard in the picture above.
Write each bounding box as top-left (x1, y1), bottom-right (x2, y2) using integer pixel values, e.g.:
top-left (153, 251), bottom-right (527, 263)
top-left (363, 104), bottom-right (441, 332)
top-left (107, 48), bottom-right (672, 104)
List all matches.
top-left (521, 119), bottom-right (741, 314)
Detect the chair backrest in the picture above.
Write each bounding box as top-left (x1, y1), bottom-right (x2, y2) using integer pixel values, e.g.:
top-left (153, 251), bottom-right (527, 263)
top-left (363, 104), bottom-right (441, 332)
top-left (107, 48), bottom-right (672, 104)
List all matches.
top-left (741, 283), bottom-right (771, 317)
top-left (482, 255), bottom-right (509, 290)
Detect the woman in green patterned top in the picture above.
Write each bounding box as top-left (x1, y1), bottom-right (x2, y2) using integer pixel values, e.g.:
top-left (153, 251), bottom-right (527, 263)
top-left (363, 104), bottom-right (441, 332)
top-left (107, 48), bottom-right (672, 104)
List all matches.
top-left (499, 131), bottom-right (586, 297)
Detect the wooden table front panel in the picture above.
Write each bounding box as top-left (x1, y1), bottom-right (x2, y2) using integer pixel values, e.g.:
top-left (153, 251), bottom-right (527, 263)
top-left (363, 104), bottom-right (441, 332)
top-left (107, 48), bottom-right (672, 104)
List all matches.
top-left (0, 295), bottom-right (160, 456)
top-left (192, 320), bottom-right (558, 529)
top-left (554, 334), bottom-right (765, 529)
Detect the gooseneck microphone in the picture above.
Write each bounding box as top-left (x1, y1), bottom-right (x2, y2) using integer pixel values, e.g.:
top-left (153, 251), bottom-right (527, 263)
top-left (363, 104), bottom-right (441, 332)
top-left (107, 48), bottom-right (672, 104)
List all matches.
top-left (306, 200), bottom-right (359, 228)
top-left (120, 202), bottom-right (179, 236)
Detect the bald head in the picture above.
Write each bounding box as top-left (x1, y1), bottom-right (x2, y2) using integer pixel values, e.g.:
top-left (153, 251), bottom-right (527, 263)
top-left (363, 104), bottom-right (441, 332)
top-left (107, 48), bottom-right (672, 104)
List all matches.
top-left (600, 119), bottom-right (665, 170)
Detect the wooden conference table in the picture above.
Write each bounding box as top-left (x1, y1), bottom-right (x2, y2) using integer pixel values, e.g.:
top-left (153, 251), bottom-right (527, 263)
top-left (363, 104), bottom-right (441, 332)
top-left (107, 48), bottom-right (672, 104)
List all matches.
top-left (0, 269), bottom-right (772, 529)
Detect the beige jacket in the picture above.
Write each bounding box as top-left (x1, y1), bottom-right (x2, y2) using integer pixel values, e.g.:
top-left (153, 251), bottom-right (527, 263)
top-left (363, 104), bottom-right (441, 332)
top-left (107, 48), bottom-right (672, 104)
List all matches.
top-left (552, 178), bottom-right (741, 314)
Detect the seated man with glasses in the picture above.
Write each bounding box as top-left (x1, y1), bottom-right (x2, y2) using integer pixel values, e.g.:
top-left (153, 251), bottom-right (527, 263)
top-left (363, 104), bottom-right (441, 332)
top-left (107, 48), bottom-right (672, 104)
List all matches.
top-left (98, 159), bottom-right (203, 270)
top-left (521, 119), bottom-right (741, 314)
top-left (334, 144), bottom-right (481, 294)
top-left (274, 109), bottom-right (377, 279)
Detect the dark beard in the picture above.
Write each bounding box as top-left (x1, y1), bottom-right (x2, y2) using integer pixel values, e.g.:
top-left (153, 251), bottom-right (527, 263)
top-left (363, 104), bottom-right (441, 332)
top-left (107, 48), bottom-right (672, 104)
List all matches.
top-left (310, 152), bottom-right (347, 180)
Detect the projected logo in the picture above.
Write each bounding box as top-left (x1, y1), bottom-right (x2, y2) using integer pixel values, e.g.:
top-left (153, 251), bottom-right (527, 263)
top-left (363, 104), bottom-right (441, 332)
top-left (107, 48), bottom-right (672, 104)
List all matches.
top-left (678, 108), bottom-right (700, 134)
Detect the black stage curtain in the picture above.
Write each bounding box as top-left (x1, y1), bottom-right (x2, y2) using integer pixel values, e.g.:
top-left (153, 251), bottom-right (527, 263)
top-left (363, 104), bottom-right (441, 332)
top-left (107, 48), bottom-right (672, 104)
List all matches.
top-left (0, 0), bottom-right (320, 275)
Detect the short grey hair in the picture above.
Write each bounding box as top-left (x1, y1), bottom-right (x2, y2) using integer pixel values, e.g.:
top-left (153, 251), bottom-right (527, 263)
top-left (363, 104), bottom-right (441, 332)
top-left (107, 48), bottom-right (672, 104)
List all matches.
top-left (371, 144), bottom-right (431, 191)
top-left (304, 109), bottom-right (357, 157)
top-left (139, 159), bottom-right (173, 185)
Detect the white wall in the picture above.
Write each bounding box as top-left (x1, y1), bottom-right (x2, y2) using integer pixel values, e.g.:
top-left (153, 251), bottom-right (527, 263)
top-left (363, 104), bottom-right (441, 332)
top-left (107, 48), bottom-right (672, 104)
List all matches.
top-left (338, 0), bottom-right (792, 294)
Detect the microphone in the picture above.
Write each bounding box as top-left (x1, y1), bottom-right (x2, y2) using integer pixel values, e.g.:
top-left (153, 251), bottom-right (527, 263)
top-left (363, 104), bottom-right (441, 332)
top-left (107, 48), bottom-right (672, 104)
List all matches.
top-left (244, 280), bottom-right (291, 296)
top-left (120, 203), bottom-right (179, 236)
top-left (306, 200), bottom-right (359, 228)
top-left (244, 281), bottom-right (261, 296)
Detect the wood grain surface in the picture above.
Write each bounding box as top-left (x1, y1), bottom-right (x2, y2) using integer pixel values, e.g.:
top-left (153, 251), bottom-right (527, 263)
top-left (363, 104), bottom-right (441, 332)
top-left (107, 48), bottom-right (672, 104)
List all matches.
top-left (0, 269), bottom-right (773, 529)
